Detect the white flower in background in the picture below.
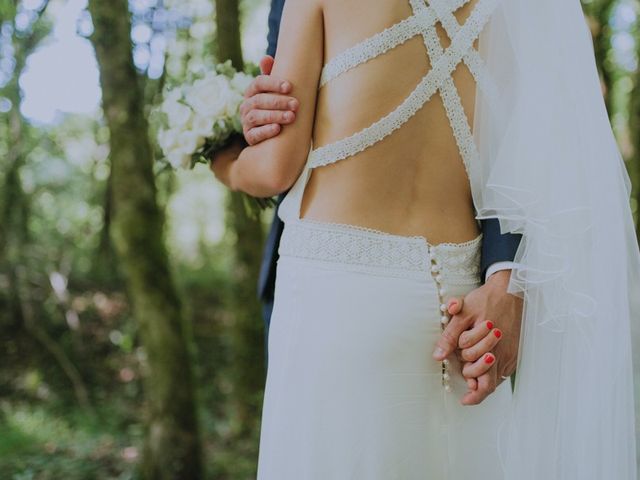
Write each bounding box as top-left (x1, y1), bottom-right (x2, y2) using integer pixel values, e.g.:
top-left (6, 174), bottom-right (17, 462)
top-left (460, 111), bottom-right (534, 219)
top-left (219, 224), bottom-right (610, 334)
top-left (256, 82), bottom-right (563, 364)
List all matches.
top-left (192, 114), bottom-right (214, 138)
top-left (224, 91), bottom-right (244, 117)
top-left (231, 72), bottom-right (253, 95)
top-left (163, 100), bottom-right (193, 129)
top-left (164, 88), bottom-right (183, 105)
top-left (166, 149), bottom-right (192, 170)
top-left (158, 128), bottom-right (180, 152)
top-left (185, 75), bottom-right (231, 118)
top-left (176, 130), bottom-right (204, 154)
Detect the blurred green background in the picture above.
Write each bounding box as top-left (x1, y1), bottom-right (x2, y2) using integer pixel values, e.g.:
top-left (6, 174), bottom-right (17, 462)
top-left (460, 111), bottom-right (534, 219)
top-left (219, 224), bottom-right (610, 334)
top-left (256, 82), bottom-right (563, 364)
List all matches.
top-left (0, 0), bottom-right (638, 479)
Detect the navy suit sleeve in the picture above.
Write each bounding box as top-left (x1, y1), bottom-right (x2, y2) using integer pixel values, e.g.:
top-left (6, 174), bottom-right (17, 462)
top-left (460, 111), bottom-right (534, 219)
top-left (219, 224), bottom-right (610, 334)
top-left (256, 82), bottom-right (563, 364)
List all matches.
top-left (257, 0), bottom-right (287, 308)
top-left (480, 218), bottom-right (522, 279)
top-left (267, 0), bottom-right (286, 57)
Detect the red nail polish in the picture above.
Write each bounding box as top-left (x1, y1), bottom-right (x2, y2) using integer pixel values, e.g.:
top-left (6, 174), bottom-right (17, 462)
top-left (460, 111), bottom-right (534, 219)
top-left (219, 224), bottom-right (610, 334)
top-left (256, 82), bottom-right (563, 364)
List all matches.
top-left (494, 329), bottom-right (502, 339)
top-left (484, 354), bottom-right (495, 364)
top-left (486, 321), bottom-right (494, 330)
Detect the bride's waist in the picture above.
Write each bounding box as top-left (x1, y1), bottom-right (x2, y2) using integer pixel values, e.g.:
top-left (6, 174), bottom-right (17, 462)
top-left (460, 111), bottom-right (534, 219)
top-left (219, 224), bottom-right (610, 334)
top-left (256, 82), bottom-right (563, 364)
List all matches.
top-left (300, 194), bottom-right (480, 244)
top-left (278, 217), bottom-right (482, 285)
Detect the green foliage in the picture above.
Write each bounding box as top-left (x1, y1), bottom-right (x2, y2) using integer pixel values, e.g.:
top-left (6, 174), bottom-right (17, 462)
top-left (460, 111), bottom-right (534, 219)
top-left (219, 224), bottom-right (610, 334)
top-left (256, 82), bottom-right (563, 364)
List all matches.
top-left (0, 0), bottom-right (638, 479)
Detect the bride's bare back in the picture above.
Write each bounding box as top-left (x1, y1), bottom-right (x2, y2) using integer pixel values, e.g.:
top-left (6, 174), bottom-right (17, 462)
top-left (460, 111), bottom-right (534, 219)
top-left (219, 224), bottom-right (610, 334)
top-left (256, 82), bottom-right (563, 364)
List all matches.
top-left (301, 0), bottom-right (481, 244)
top-left (235, 0), bottom-right (485, 245)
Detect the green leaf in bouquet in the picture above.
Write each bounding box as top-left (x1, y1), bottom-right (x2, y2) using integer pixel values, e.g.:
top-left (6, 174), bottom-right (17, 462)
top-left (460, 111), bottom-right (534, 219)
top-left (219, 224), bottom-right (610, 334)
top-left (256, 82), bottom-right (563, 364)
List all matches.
top-left (244, 63), bottom-right (260, 77)
top-left (216, 60), bottom-right (238, 78)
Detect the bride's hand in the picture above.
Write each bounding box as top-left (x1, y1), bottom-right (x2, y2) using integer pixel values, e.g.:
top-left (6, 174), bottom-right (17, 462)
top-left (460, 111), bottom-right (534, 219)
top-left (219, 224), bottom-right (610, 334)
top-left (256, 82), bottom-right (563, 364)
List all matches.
top-left (457, 319), bottom-right (502, 383)
top-left (240, 55), bottom-right (300, 146)
top-left (432, 270), bottom-right (523, 406)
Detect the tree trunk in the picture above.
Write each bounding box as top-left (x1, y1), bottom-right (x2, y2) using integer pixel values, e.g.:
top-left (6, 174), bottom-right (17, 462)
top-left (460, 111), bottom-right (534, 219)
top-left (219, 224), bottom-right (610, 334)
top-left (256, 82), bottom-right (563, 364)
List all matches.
top-left (585, 0), bottom-right (616, 116)
top-left (215, 0), bottom-right (244, 70)
top-left (87, 1), bottom-right (202, 478)
top-left (215, 0), bottom-right (266, 436)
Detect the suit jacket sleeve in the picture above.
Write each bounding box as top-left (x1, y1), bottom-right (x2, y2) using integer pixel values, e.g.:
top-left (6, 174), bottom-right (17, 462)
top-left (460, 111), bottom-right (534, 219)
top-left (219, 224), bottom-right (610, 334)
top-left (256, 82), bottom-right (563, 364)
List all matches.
top-left (267, 0), bottom-right (286, 57)
top-left (480, 218), bottom-right (522, 280)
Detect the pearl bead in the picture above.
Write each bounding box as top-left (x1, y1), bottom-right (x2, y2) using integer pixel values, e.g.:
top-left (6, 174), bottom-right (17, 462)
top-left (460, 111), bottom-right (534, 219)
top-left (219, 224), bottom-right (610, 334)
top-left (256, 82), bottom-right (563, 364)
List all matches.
top-left (443, 359), bottom-right (450, 366)
top-left (439, 287), bottom-right (447, 296)
top-left (444, 384), bottom-right (452, 393)
top-left (443, 373), bottom-right (450, 381)
top-left (431, 266), bottom-right (440, 273)
top-left (440, 316), bottom-right (449, 325)
top-left (435, 275), bottom-right (443, 283)
top-left (440, 304), bottom-right (447, 312)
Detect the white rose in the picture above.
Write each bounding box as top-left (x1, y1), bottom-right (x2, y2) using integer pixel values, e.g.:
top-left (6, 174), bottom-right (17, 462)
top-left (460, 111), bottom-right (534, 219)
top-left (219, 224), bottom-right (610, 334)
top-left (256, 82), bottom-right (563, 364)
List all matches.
top-left (167, 149), bottom-right (192, 170)
top-left (185, 75), bottom-right (231, 118)
top-left (224, 91), bottom-right (244, 117)
top-left (164, 88), bottom-right (183, 105)
top-left (176, 130), bottom-right (204, 155)
top-left (231, 72), bottom-right (253, 95)
top-left (157, 127), bottom-right (181, 153)
top-left (163, 101), bottom-right (193, 129)
top-left (192, 114), bottom-right (215, 137)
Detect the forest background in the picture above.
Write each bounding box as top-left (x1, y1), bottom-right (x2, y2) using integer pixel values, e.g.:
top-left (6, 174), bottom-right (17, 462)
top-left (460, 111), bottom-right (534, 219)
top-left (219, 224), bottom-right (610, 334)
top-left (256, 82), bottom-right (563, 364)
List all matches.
top-left (0, 0), bottom-right (638, 479)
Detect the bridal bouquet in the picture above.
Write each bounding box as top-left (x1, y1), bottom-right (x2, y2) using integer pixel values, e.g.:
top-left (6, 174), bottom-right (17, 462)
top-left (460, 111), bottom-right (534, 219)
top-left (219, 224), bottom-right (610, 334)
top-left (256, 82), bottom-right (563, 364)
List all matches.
top-left (156, 61), bottom-right (276, 210)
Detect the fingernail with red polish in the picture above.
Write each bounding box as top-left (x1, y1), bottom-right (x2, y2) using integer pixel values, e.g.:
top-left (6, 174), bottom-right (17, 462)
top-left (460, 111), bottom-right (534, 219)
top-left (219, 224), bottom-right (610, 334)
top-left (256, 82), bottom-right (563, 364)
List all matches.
top-left (486, 321), bottom-right (494, 330)
top-left (494, 329), bottom-right (502, 339)
top-left (484, 353), bottom-right (495, 364)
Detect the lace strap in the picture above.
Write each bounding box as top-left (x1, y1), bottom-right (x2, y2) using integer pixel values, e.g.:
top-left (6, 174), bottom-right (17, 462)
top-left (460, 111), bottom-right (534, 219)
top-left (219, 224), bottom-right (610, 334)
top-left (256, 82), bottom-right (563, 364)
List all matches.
top-left (428, 0), bottom-right (500, 104)
top-left (320, 15), bottom-right (425, 88)
top-left (308, 0), bottom-right (498, 170)
top-left (319, 0), bottom-right (471, 88)
top-left (410, 0), bottom-right (479, 177)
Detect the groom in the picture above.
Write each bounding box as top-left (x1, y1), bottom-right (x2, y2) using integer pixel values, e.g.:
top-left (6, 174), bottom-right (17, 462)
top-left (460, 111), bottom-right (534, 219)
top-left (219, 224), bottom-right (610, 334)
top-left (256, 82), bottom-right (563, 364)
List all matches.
top-left (238, 0), bottom-right (522, 405)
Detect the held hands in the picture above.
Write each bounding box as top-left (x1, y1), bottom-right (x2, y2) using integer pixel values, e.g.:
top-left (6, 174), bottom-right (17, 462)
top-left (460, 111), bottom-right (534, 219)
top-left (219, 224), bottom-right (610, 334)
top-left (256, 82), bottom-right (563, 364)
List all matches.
top-left (240, 56), bottom-right (299, 145)
top-left (240, 58), bottom-right (523, 405)
top-left (433, 270), bottom-right (523, 406)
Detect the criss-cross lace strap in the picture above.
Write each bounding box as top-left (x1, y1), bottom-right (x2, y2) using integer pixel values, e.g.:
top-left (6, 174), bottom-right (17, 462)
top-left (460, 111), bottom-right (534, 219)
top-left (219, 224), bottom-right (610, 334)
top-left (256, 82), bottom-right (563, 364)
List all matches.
top-left (426, 0), bottom-right (499, 104)
top-left (410, 0), bottom-right (479, 176)
top-left (308, 0), bottom-right (498, 170)
top-left (319, 0), bottom-right (471, 88)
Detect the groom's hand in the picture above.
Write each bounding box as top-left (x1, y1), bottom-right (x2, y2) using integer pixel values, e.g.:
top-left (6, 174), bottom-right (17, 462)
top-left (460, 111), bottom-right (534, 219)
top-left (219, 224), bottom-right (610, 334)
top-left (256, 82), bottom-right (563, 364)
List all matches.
top-left (432, 270), bottom-right (523, 406)
top-left (240, 55), bottom-right (300, 146)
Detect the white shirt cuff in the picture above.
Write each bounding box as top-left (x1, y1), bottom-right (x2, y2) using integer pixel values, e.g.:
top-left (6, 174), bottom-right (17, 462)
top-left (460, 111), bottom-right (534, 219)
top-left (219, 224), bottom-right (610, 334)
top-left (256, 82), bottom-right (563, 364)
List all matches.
top-left (485, 261), bottom-right (516, 282)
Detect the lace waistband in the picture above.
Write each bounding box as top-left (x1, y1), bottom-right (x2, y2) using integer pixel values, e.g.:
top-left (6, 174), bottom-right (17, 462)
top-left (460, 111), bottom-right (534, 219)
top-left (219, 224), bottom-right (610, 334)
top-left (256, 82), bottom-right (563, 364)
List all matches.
top-left (278, 219), bottom-right (482, 284)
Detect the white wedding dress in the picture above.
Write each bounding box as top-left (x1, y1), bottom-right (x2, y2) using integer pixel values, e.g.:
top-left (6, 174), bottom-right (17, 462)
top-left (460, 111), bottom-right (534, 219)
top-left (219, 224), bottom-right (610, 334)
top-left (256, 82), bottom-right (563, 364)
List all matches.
top-left (257, 0), bottom-right (640, 478)
top-left (257, 1), bottom-right (513, 478)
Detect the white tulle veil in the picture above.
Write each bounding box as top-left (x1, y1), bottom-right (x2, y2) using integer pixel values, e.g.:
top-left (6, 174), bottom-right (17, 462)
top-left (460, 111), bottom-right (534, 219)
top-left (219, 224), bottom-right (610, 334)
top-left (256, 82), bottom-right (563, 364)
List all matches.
top-left (469, 0), bottom-right (640, 478)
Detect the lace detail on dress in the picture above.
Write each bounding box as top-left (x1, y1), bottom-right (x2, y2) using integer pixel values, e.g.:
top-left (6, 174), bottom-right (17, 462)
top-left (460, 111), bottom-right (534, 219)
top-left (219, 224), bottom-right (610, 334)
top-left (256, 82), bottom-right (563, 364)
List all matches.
top-left (308, 0), bottom-right (498, 169)
top-left (430, 236), bottom-right (482, 286)
top-left (410, 0), bottom-right (479, 177)
top-left (319, 0), bottom-right (471, 88)
top-left (278, 219), bottom-right (481, 285)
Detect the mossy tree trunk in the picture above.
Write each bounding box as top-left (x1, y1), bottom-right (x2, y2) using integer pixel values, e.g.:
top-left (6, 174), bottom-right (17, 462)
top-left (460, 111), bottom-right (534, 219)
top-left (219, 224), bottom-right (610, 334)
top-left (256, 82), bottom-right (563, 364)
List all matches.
top-left (585, 0), bottom-right (616, 116)
top-left (215, 0), bottom-right (266, 436)
top-left (216, 0), bottom-right (244, 70)
top-left (87, 1), bottom-right (202, 478)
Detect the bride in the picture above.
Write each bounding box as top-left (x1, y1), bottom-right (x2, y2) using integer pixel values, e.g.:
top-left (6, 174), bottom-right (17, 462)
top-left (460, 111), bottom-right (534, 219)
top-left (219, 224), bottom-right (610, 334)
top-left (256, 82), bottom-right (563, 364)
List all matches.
top-left (212, 0), bottom-right (640, 478)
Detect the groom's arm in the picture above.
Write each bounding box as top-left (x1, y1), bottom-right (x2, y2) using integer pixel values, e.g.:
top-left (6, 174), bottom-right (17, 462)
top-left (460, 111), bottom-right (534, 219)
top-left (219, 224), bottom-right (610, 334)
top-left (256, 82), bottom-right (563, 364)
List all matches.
top-left (480, 218), bottom-right (522, 281)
